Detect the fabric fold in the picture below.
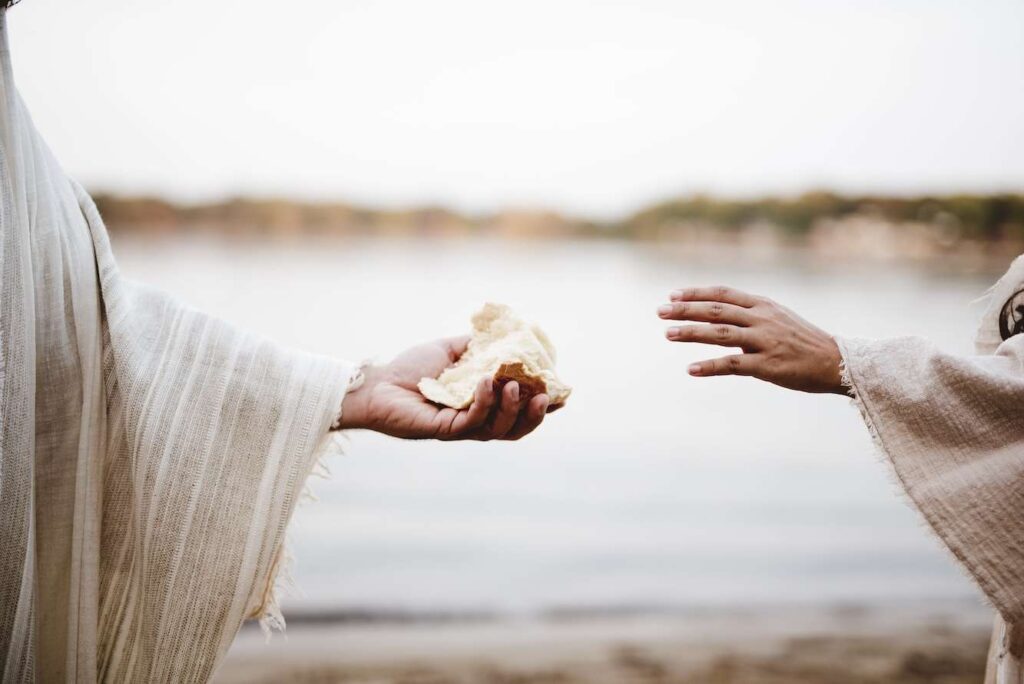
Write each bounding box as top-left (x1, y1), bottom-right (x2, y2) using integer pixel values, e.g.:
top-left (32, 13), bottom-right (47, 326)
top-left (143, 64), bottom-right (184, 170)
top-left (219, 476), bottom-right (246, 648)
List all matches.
top-left (838, 333), bottom-right (1024, 622)
top-left (838, 256), bottom-right (1024, 680)
top-left (0, 9), bottom-right (357, 682)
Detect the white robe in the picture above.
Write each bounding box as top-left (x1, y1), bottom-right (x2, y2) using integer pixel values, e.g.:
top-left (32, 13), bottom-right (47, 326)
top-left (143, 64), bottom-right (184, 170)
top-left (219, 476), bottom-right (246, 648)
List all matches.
top-left (0, 11), bottom-right (356, 682)
top-left (839, 255), bottom-right (1024, 683)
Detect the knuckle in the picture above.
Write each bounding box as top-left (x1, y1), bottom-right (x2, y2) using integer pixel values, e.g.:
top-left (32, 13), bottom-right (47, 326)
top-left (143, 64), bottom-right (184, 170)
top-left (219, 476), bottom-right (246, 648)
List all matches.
top-left (728, 356), bottom-right (742, 372)
top-left (715, 325), bottom-right (732, 340)
top-left (715, 286), bottom-right (731, 299)
top-left (709, 302), bottom-right (724, 319)
top-left (683, 287), bottom-right (698, 300)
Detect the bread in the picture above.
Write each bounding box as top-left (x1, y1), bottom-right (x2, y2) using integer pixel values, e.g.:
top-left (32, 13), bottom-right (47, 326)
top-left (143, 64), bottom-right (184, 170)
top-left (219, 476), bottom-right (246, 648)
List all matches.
top-left (418, 303), bottom-right (572, 409)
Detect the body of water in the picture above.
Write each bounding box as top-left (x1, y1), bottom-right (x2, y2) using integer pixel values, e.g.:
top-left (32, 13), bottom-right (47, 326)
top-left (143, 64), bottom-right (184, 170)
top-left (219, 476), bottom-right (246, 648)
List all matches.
top-left (116, 236), bottom-right (999, 613)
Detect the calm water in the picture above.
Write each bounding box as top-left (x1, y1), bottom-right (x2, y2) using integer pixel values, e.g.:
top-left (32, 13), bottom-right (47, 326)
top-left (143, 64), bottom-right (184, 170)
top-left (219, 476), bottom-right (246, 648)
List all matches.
top-left (117, 236), bottom-right (999, 613)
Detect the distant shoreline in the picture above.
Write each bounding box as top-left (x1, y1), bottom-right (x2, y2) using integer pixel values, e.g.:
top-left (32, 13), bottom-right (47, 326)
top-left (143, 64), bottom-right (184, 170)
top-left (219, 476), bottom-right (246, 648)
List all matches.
top-left (248, 595), bottom-right (986, 629)
top-left (94, 190), bottom-right (1024, 267)
top-left (220, 599), bottom-right (993, 684)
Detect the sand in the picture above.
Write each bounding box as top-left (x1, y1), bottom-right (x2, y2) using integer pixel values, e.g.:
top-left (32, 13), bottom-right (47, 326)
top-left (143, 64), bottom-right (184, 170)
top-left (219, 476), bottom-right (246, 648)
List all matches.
top-left (215, 601), bottom-right (993, 683)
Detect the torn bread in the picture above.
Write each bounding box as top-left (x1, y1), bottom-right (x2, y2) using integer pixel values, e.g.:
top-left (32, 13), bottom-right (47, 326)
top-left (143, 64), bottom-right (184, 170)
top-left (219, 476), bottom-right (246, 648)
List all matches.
top-left (418, 303), bottom-right (572, 409)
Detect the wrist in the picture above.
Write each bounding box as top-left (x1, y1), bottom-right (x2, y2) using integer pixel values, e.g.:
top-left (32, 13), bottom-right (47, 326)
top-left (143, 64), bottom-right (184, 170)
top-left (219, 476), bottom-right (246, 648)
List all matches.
top-left (825, 336), bottom-right (847, 395)
top-left (338, 364), bottom-right (385, 430)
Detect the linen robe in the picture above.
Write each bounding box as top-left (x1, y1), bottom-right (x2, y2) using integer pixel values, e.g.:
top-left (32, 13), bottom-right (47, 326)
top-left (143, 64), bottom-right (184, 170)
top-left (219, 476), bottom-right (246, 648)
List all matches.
top-left (839, 254), bottom-right (1024, 683)
top-left (0, 11), bottom-right (356, 682)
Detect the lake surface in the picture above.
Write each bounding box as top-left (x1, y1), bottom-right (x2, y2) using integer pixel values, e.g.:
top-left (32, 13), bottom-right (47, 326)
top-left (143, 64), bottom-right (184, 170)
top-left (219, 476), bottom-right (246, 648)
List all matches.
top-left (116, 236), bottom-right (1000, 613)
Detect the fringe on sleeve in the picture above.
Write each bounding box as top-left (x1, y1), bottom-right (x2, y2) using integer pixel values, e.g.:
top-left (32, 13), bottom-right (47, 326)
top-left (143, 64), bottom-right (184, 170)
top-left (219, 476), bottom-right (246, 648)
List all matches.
top-left (79, 184), bottom-right (360, 682)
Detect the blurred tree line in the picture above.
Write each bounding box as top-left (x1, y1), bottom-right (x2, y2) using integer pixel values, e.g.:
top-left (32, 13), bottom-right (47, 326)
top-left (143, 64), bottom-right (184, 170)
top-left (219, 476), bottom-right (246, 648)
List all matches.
top-left (620, 192), bottom-right (1024, 241)
top-left (93, 190), bottom-right (1024, 248)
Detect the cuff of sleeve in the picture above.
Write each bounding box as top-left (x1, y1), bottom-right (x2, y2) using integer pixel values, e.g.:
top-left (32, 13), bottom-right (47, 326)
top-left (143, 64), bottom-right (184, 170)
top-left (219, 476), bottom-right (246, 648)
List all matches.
top-left (329, 360), bottom-right (371, 431)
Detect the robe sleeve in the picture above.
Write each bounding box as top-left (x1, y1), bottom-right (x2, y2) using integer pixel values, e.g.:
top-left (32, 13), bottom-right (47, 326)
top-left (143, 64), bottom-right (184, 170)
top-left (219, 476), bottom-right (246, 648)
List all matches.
top-left (75, 183), bottom-right (361, 682)
top-left (0, 12), bottom-right (362, 681)
top-left (837, 331), bottom-right (1024, 624)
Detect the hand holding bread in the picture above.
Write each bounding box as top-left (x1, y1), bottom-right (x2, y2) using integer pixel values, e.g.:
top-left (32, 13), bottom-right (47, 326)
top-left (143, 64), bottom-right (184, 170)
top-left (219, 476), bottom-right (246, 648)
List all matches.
top-left (419, 303), bottom-right (571, 409)
top-left (339, 304), bottom-right (569, 441)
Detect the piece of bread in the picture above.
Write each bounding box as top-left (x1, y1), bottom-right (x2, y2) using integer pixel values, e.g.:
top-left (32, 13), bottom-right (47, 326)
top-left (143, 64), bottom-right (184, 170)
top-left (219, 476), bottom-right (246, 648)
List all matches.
top-left (418, 303), bottom-right (572, 409)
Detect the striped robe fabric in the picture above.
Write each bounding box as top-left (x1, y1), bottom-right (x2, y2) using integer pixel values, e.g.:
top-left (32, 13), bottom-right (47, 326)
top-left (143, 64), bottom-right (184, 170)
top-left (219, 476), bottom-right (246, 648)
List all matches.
top-left (839, 254), bottom-right (1024, 683)
top-left (0, 11), bottom-right (356, 682)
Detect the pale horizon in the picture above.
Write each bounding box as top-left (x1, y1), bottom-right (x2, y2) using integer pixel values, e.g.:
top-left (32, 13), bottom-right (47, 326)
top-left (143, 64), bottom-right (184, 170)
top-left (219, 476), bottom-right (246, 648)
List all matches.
top-left (8, 0), bottom-right (1024, 218)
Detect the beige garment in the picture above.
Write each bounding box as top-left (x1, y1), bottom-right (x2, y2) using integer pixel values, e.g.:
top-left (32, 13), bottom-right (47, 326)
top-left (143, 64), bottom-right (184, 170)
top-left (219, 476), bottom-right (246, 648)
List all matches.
top-left (839, 254), bottom-right (1024, 683)
top-left (0, 12), bottom-right (356, 682)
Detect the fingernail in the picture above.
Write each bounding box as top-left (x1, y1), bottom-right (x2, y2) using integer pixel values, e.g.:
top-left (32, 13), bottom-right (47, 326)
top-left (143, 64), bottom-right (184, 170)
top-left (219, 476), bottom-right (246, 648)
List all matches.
top-left (666, 327), bottom-right (680, 339)
top-left (688, 363), bottom-right (702, 375)
top-left (670, 289), bottom-right (684, 300)
top-left (510, 384), bottom-right (519, 401)
top-left (657, 304), bottom-right (673, 317)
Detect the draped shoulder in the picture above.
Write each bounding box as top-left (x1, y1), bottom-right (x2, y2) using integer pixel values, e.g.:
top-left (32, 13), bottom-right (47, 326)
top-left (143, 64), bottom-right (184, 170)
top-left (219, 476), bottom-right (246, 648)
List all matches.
top-left (0, 11), bottom-right (358, 682)
top-left (838, 257), bottom-right (1024, 681)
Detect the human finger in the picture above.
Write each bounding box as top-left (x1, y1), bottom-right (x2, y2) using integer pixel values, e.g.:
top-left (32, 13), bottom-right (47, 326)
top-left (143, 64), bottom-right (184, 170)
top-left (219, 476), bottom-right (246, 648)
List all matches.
top-left (445, 376), bottom-right (496, 437)
top-left (666, 324), bottom-right (751, 348)
top-left (443, 335), bottom-right (473, 362)
top-left (687, 353), bottom-right (759, 377)
top-left (486, 381), bottom-right (521, 439)
top-left (669, 286), bottom-right (759, 308)
top-left (658, 301), bottom-right (752, 325)
top-left (505, 394), bottom-right (549, 441)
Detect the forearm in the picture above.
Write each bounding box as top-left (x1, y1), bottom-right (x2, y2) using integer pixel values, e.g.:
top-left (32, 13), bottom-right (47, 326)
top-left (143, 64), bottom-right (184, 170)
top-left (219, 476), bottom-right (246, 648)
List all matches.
top-left (838, 334), bottom-right (1024, 448)
top-left (838, 332), bottom-right (1024, 624)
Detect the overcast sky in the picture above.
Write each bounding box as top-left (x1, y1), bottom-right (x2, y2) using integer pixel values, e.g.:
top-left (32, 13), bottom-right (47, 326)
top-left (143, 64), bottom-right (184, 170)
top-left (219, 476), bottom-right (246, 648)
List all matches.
top-left (8, 0), bottom-right (1024, 217)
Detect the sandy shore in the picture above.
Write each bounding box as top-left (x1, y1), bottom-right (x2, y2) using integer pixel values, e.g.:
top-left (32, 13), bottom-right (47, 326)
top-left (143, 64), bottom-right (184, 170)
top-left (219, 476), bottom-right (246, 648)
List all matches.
top-left (215, 601), bottom-right (993, 683)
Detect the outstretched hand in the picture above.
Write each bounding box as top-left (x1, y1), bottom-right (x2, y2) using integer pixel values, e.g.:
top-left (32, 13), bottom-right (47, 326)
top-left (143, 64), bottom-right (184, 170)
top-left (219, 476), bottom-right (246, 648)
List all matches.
top-left (659, 286), bottom-right (846, 394)
top-left (339, 336), bottom-right (551, 440)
